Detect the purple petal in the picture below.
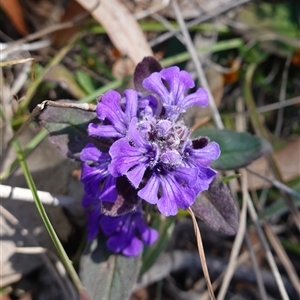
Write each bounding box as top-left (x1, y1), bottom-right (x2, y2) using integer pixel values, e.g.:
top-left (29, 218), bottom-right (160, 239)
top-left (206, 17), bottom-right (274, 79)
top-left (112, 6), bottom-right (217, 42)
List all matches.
top-left (172, 166), bottom-right (198, 187)
top-left (82, 193), bottom-right (98, 208)
top-left (160, 67), bottom-right (195, 102)
top-left (127, 117), bottom-right (151, 149)
top-left (122, 236), bottom-right (143, 256)
top-left (96, 90), bottom-right (128, 134)
top-left (86, 208), bottom-right (101, 240)
top-left (126, 163), bottom-right (147, 188)
top-left (182, 88), bottom-right (209, 109)
top-left (158, 174), bottom-right (196, 216)
top-left (100, 208), bottom-right (158, 256)
top-left (143, 72), bottom-right (170, 103)
top-left (100, 215), bottom-right (123, 236)
top-left (80, 143), bottom-right (102, 162)
top-left (81, 164), bottom-right (105, 197)
top-left (92, 90), bottom-right (137, 138)
top-left (88, 123), bottom-right (124, 138)
top-left (124, 89), bottom-right (138, 121)
top-left (99, 175), bottom-right (117, 202)
top-left (108, 138), bottom-right (148, 178)
top-left (160, 150), bottom-right (182, 168)
top-left (82, 194), bottom-right (101, 240)
top-left (96, 90), bottom-right (123, 121)
top-left (193, 166), bottom-right (217, 195)
top-left (139, 224), bottom-right (158, 246)
top-left (138, 173), bottom-right (160, 204)
top-left (189, 142), bottom-right (220, 166)
top-left (106, 232), bottom-right (130, 253)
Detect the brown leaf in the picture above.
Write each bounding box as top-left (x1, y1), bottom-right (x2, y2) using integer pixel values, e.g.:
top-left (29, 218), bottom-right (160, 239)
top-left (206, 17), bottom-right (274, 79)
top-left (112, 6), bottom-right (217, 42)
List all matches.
top-left (247, 138), bottom-right (300, 190)
top-left (52, 0), bottom-right (86, 48)
top-left (75, 0), bottom-right (153, 66)
top-left (0, 0), bottom-right (29, 36)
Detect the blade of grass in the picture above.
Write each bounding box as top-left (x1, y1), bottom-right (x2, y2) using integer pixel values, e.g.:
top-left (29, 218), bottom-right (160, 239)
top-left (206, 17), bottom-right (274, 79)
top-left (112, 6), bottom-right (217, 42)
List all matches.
top-left (264, 223), bottom-right (300, 295)
top-left (171, 0), bottom-right (224, 130)
top-left (0, 129), bottom-right (48, 182)
top-left (13, 140), bottom-right (89, 300)
top-left (244, 63), bottom-right (300, 229)
top-left (19, 34), bottom-right (80, 112)
top-left (79, 78), bottom-right (124, 103)
top-left (89, 22), bottom-right (230, 34)
top-left (161, 38), bottom-right (243, 67)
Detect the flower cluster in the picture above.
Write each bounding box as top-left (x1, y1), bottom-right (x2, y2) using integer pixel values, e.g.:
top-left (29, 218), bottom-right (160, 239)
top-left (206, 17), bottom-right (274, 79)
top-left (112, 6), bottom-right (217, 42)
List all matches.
top-left (80, 58), bottom-right (220, 256)
top-left (82, 194), bottom-right (158, 256)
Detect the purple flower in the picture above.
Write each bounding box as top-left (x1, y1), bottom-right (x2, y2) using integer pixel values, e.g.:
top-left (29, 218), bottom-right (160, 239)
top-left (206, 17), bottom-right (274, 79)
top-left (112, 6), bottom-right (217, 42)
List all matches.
top-left (143, 66), bottom-right (209, 120)
top-left (81, 62), bottom-right (220, 217)
top-left (82, 194), bottom-right (158, 256)
top-left (88, 89), bottom-right (138, 138)
top-left (101, 208), bottom-right (158, 257)
top-left (82, 193), bottom-right (101, 241)
top-left (80, 143), bottom-right (117, 202)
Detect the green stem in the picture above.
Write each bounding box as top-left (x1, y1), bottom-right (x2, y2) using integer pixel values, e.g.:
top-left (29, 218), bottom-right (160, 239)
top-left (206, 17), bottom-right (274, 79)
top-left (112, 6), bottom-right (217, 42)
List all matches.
top-left (14, 140), bottom-right (89, 300)
top-left (0, 129), bottom-right (48, 182)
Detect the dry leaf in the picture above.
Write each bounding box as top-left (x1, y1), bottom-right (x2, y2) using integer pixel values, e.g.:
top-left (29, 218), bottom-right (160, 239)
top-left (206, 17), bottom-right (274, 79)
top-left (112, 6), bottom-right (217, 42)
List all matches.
top-left (0, 0), bottom-right (29, 36)
top-left (75, 0), bottom-right (153, 66)
top-left (121, 0), bottom-right (239, 20)
top-left (52, 0), bottom-right (86, 48)
top-left (112, 57), bottom-right (135, 79)
top-left (247, 138), bottom-right (300, 190)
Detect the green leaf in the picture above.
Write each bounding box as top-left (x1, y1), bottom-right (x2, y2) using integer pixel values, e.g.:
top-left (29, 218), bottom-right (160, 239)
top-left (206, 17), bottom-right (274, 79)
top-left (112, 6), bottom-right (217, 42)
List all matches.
top-left (192, 128), bottom-right (272, 170)
top-left (191, 177), bottom-right (239, 235)
top-left (37, 100), bottom-right (109, 159)
top-left (222, 174), bottom-right (241, 184)
top-left (43, 65), bottom-right (87, 99)
top-left (80, 237), bottom-right (141, 300)
top-left (280, 239), bottom-right (300, 255)
top-left (76, 70), bottom-right (96, 94)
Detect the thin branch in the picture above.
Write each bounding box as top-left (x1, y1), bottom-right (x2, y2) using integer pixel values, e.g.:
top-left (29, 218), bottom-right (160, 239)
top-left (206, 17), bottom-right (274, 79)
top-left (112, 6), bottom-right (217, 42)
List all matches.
top-left (264, 223), bottom-right (300, 296)
top-left (256, 96), bottom-right (300, 114)
top-left (246, 168), bottom-right (300, 200)
top-left (0, 40), bottom-right (50, 61)
top-left (245, 233), bottom-right (269, 300)
top-left (187, 208), bottom-right (216, 300)
top-left (134, 0), bottom-right (170, 20)
top-left (152, 13), bottom-right (185, 44)
top-left (149, 0), bottom-right (251, 47)
top-left (0, 205), bottom-right (79, 300)
top-left (1, 184), bottom-right (76, 208)
top-left (217, 169), bottom-right (247, 300)
top-left (171, 0), bottom-right (224, 130)
top-left (2, 0), bottom-right (100, 56)
top-left (201, 243), bottom-right (262, 300)
top-left (246, 193), bottom-right (290, 300)
top-left (275, 54), bottom-right (292, 137)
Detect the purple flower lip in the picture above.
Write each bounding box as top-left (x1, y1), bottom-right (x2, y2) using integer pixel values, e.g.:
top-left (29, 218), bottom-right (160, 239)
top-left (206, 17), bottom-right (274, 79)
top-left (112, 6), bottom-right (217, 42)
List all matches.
top-left (82, 193), bottom-right (158, 257)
